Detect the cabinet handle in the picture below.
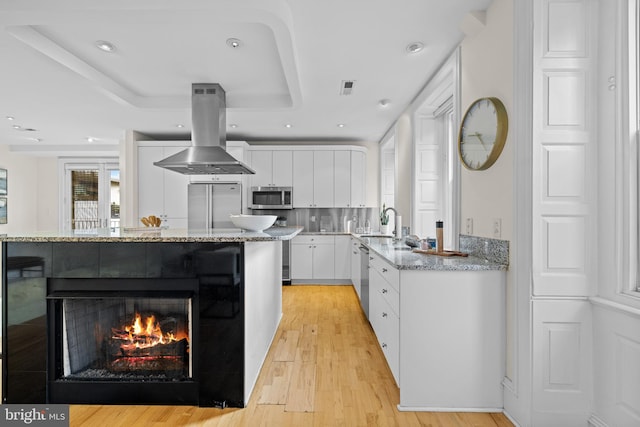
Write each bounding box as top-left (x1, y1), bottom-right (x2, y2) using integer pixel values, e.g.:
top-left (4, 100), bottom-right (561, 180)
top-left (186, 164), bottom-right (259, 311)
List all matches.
top-left (382, 312), bottom-right (387, 318)
top-left (382, 288), bottom-right (388, 294)
top-left (382, 268), bottom-right (388, 273)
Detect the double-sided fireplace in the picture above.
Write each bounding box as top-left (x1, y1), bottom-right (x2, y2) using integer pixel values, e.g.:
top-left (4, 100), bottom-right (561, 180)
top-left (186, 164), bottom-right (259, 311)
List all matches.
top-left (47, 278), bottom-right (199, 404)
top-left (3, 241), bottom-right (246, 407)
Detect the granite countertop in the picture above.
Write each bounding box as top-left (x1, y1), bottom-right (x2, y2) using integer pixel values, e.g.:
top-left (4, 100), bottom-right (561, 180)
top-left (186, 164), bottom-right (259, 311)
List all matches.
top-left (0, 226), bottom-right (304, 243)
top-left (356, 235), bottom-right (508, 272)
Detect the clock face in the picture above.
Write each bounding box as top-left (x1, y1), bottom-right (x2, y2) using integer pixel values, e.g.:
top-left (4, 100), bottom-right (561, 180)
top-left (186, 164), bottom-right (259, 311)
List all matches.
top-left (458, 97), bottom-right (508, 171)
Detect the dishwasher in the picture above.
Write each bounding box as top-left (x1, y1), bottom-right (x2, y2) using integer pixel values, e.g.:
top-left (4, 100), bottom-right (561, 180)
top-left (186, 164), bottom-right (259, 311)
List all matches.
top-left (359, 245), bottom-right (370, 319)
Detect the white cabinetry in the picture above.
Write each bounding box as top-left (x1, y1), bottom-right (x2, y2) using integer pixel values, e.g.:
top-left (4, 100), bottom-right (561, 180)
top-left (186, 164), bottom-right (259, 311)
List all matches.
top-left (290, 235), bottom-right (335, 280)
top-left (249, 149), bottom-right (293, 188)
top-left (292, 151), bottom-right (334, 208)
top-left (334, 235), bottom-right (351, 280)
top-left (369, 253), bottom-right (400, 384)
top-left (358, 242), bottom-right (505, 411)
top-left (334, 151), bottom-right (351, 207)
top-left (137, 144), bottom-right (189, 228)
top-left (292, 151), bottom-right (314, 207)
top-left (350, 150), bottom-right (366, 207)
top-left (350, 237), bottom-right (362, 297)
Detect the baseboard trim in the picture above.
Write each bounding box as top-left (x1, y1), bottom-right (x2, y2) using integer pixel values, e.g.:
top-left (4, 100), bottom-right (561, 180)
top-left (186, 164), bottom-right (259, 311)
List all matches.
top-left (290, 280), bottom-right (351, 285)
top-left (397, 405), bottom-right (503, 413)
top-left (502, 409), bottom-right (521, 427)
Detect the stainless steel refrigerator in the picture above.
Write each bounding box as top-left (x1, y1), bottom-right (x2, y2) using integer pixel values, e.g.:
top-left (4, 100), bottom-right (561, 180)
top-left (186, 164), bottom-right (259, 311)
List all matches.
top-left (188, 183), bottom-right (242, 230)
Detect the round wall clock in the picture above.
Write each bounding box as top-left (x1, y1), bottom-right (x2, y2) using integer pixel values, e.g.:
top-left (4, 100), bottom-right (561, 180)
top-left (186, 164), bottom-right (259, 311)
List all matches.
top-left (458, 97), bottom-right (508, 171)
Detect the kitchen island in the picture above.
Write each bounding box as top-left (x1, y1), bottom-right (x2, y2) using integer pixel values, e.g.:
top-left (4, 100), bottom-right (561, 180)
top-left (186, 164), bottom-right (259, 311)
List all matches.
top-left (1, 226), bottom-right (302, 407)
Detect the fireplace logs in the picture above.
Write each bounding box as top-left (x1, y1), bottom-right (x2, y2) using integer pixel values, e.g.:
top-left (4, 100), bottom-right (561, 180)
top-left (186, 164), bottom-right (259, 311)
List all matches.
top-left (106, 312), bottom-right (189, 376)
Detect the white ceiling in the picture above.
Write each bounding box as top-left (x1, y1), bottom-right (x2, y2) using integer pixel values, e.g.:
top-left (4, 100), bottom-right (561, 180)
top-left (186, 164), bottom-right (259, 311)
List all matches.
top-left (0, 0), bottom-right (492, 156)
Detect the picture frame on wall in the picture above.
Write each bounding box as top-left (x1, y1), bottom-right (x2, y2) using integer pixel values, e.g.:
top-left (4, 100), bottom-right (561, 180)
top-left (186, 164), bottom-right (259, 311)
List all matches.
top-left (0, 197), bottom-right (6, 224)
top-left (0, 168), bottom-right (6, 195)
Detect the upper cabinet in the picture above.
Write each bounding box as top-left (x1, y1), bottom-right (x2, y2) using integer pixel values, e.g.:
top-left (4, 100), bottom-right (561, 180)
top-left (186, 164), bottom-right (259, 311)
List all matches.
top-left (292, 150), bottom-right (335, 208)
top-left (137, 143), bottom-right (190, 228)
top-left (290, 147), bottom-right (366, 208)
top-left (249, 149), bottom-right (293, 188)
top-left (350, 150), bottom-right (366, 207)
top-left (334, 150), bottom-right (366, 208)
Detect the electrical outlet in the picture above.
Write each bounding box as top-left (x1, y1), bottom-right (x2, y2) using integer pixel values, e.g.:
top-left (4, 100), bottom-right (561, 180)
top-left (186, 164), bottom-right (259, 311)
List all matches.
top-left (466, 218), bottom-right (473, 234)
top-left (492, 218), bottom-right (502, 238)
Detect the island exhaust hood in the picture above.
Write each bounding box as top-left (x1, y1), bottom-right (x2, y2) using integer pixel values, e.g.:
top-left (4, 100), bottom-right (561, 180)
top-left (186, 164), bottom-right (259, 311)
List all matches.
top-left (154, 83), bottom-right (255, 175)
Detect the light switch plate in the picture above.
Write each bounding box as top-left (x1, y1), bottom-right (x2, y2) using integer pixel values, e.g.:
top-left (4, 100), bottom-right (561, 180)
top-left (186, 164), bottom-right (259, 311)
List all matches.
top-left (492, 218), bottom-right (502, 238)
top-left (466, 218), bottom-right (473, 234)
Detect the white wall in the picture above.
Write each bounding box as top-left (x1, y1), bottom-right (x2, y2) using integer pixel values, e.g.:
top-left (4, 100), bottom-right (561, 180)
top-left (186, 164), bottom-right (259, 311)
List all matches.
top-left (459, 0), bottom-right (514, 241)
top-left (458, 0), bottom-right (516, 386)
top-left (394, 115), bottom-right (413, 224)
top-left (0, 145), bottom-right (58, 234)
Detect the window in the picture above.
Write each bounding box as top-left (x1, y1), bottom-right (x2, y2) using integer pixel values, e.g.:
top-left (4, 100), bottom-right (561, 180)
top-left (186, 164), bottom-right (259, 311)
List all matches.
top-left (60, 159), bottom-right (120, 232)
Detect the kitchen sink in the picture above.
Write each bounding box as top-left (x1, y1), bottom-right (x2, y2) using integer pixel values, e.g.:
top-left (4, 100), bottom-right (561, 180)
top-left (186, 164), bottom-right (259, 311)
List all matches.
top-left (360, 234), bottom-right (393, 238)
top-left (392, 247), bottom-right (413, 251)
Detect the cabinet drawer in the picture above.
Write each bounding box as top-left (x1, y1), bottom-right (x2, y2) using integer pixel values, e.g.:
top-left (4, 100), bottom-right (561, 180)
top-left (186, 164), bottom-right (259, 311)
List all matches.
top-left (369, 289), bottom-right (399, 384)
top-left (370, 254), bottom-right (400, 292)
top-left (371, 268), bottom-right (399, 318)
top-left (379, 281), bottom-right (399, 318)
top-left (293, 235), bottom-right (335, 245)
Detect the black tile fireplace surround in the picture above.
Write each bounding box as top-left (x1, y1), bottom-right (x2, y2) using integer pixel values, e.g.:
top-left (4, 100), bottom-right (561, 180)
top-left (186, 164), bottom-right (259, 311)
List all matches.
top-left (2, 241), bottom-right (245, 407)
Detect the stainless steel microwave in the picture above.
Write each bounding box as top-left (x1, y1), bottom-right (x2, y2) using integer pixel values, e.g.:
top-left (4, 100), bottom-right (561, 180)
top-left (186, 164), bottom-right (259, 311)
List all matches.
top-left (250, 186), bottom-right (293, 209)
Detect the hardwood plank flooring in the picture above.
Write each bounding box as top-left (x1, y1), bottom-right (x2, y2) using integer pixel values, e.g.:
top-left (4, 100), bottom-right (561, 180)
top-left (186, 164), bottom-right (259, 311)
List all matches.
top-left (69, 285), bottom-right (513, 427)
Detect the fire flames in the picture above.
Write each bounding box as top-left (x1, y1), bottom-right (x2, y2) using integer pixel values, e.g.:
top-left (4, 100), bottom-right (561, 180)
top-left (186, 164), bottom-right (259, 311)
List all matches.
top-left (115, 313), bottom-right (179, 350)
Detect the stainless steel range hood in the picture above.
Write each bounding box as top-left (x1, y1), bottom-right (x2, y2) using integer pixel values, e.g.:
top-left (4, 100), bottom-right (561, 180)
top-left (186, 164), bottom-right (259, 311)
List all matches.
top-left (154, 83), bottom-right (255, 175)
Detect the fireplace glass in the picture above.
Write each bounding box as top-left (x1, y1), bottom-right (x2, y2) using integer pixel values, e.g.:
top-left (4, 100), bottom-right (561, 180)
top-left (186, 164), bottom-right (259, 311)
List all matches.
top-left (58, 297), bottom-right (192, 381)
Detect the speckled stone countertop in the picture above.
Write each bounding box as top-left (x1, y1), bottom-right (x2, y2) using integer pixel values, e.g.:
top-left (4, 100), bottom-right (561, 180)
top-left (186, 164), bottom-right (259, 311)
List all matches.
top-left (0, 226), bottom-right (304, 243)
top-left (355, 235), bottom-right (508, 271)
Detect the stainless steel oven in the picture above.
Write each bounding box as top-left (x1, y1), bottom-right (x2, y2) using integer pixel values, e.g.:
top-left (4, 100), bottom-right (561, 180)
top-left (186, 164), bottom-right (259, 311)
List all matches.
top-left (250, 187), bottom-right (293, 210)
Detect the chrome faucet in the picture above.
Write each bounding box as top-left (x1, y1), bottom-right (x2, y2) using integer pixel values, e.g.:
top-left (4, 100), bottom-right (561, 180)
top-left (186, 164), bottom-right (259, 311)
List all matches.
top-left (383, 206), bottom-right (399, 239)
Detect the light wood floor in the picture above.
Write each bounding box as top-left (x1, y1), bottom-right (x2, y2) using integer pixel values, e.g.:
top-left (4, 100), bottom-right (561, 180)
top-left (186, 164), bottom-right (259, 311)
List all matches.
top-left (70, 285), bottom-right (514, 426)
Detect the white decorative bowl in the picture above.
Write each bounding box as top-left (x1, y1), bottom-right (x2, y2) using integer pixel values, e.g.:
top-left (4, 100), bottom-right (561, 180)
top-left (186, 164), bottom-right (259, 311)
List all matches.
top-left (230, 214), bottom-right (277, 232)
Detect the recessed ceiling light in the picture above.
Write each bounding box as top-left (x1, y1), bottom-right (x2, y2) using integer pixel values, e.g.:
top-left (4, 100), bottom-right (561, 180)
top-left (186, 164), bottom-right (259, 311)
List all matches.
top-left (337, 123), bottom-right (346, 128)
top-left (406, 42), bottom-right (424, 54)
top-left (86, 137), bottom-right (97, 142)
top-left (285, 124), bottom-right (292, 128)
top-left (226, 38), bottom-right (242, 49)
top-left (378, 99), bottom-right (391, 107)
top-left (229, 123), bottom-right (238, 129)
top-left (28, 137), bottom-right (42, 142)
top-left (95, 40), bottom-right (116, 53)
top-left (12, 124), bottom-right (21, 129)
top-left (6, 116), bottom-right (14, 121)
top-left (176, 124), bottom-right (185, 128)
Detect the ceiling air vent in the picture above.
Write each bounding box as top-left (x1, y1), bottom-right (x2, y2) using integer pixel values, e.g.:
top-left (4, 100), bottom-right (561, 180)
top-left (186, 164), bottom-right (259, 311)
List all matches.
top-left (340, 80), bottom-right (355, 95)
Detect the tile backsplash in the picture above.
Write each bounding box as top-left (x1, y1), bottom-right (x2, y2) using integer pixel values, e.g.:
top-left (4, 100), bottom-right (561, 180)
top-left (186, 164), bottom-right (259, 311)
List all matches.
top-left (253, 207), bottom-right (378, 233)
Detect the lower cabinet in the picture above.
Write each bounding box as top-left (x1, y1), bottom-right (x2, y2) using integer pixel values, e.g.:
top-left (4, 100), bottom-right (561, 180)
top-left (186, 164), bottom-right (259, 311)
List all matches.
top-left (364, 249), bottom-right (506, 411)
top-left (291, 235), bottom-right (335, 280)
top-left (369, 267), bottom-right (399, 384)
top-left (350, 237), bottom-right (361, 297)
top-left (334, 236), bottom-right (351, 280)
top-left (369, 254), bottom-right (400, 384)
